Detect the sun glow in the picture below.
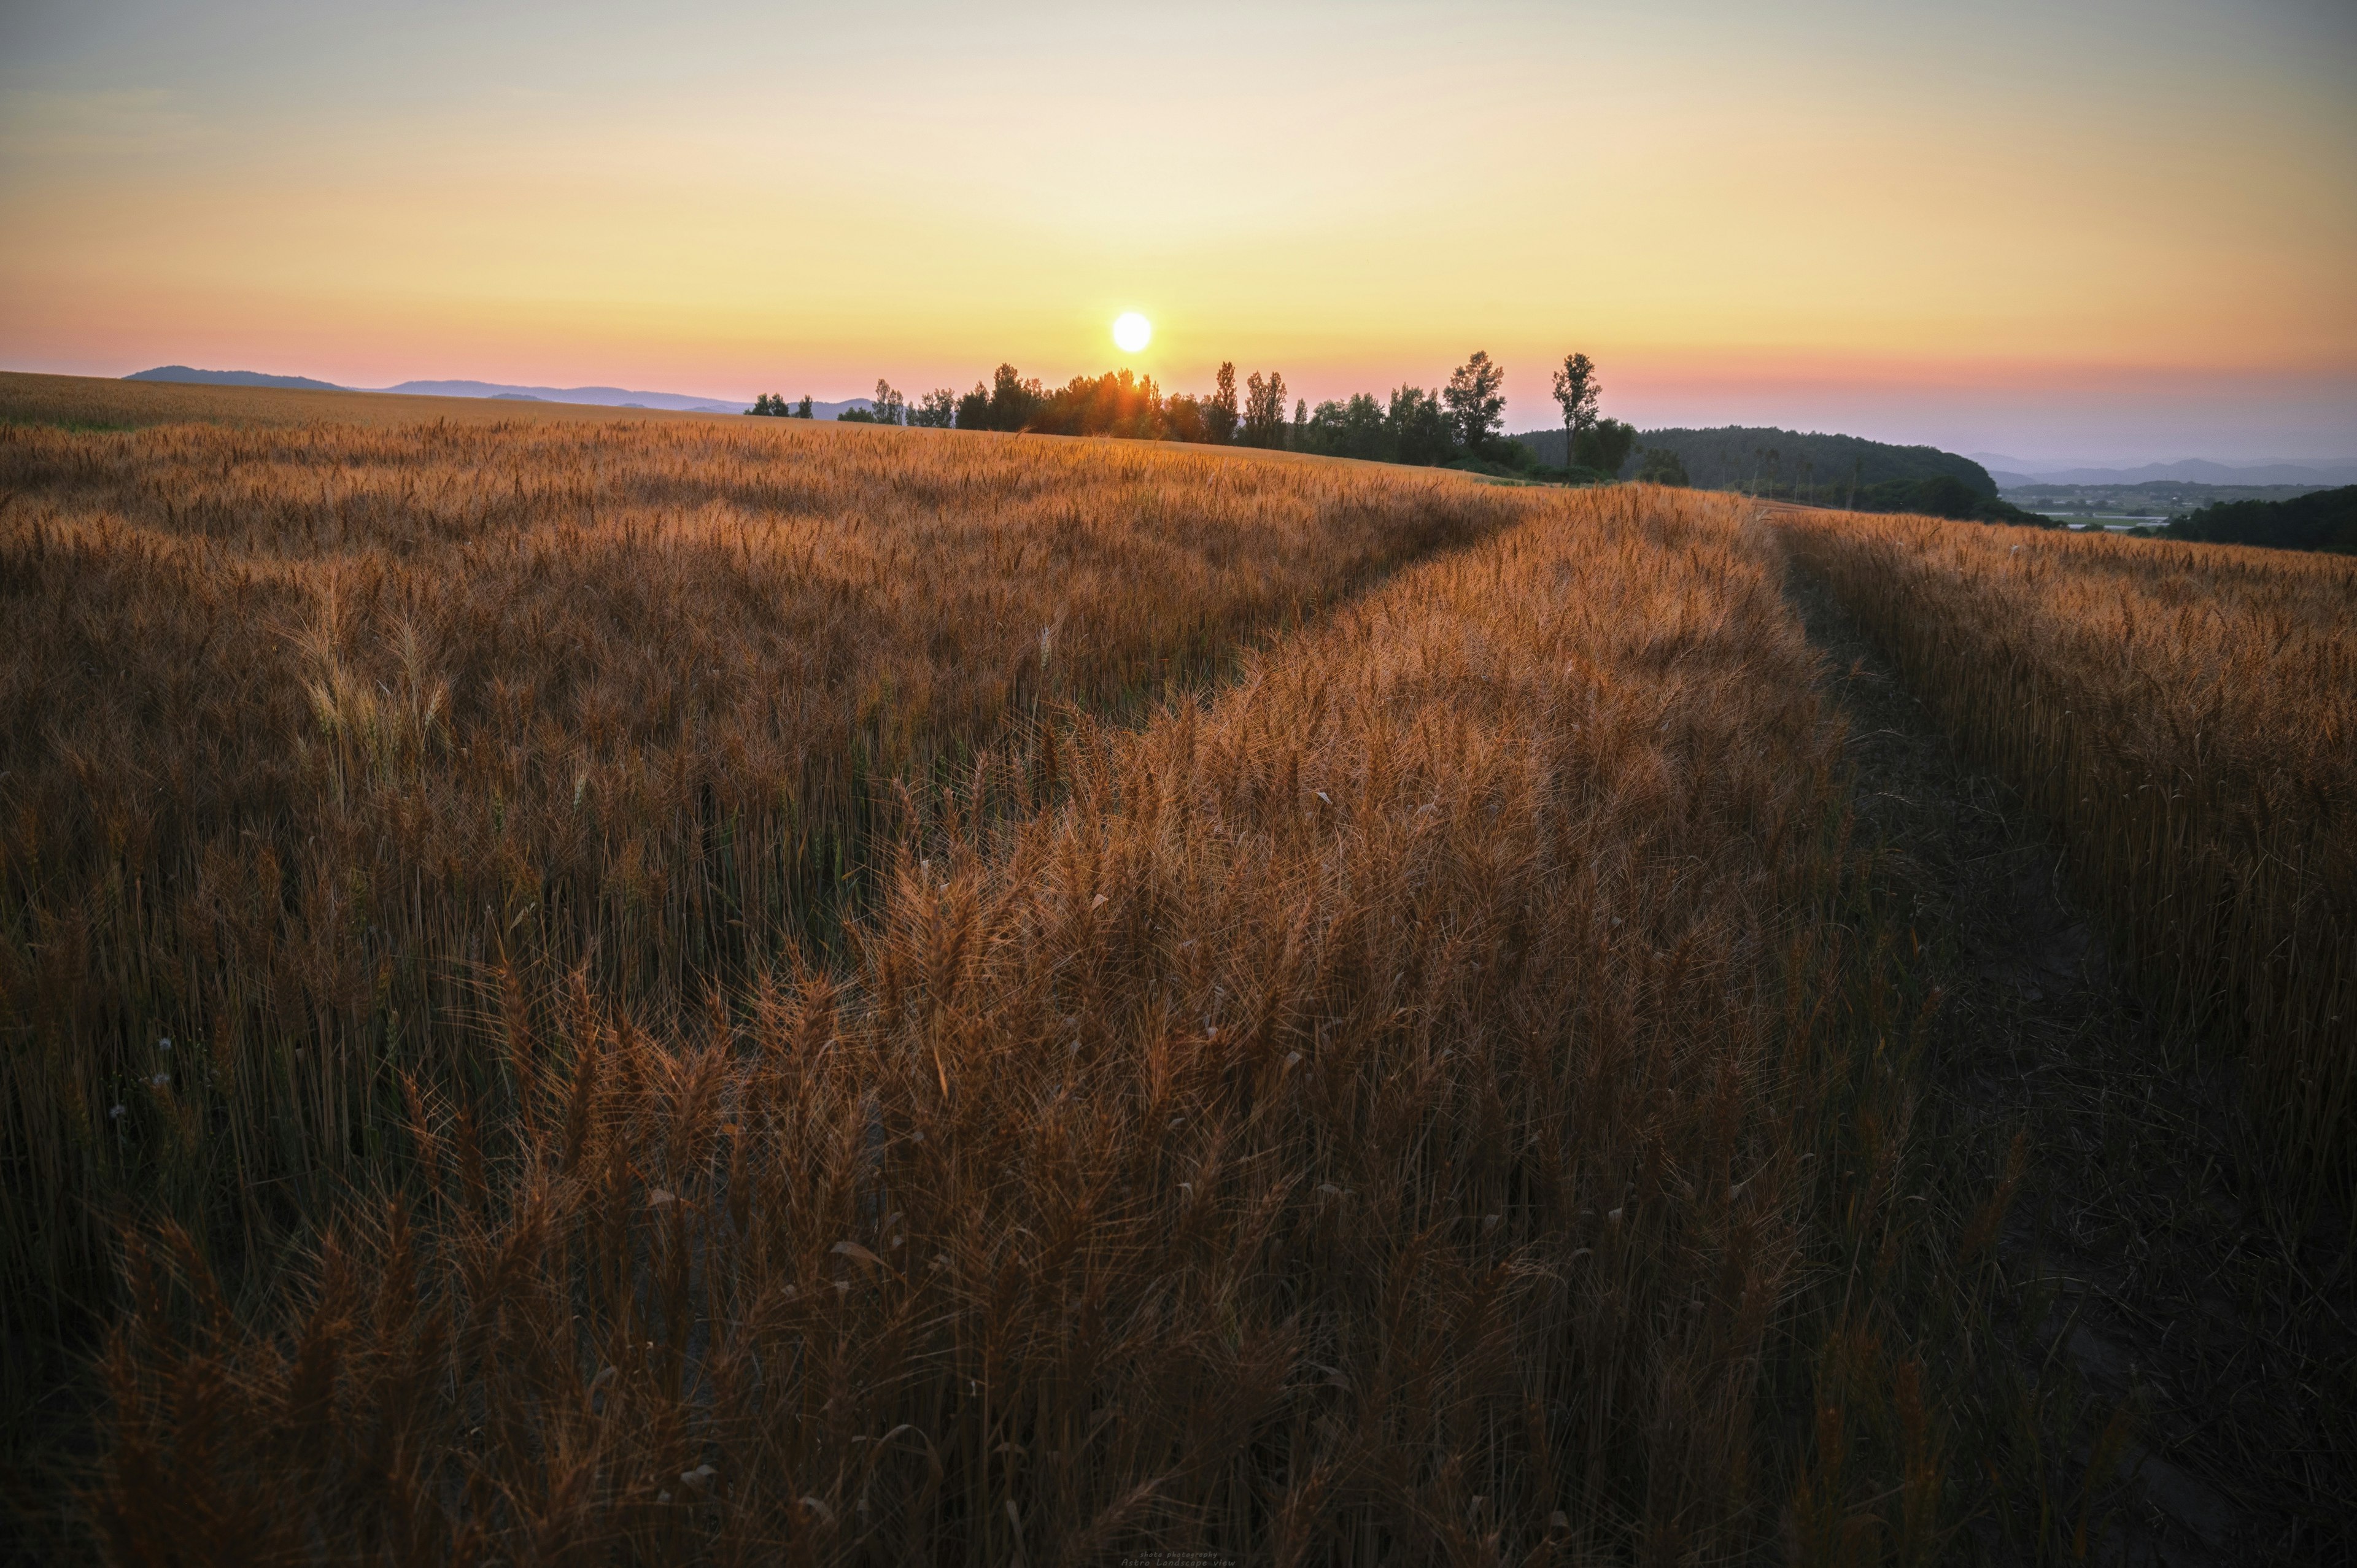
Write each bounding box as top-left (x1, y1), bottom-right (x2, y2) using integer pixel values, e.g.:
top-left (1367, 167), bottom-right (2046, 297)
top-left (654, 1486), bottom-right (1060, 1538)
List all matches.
top-left (1112, 312), bottom-right (1152, 354)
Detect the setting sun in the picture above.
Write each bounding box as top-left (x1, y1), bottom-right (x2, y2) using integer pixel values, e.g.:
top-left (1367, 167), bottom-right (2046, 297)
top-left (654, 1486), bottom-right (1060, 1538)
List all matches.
top-left (1112, 312), bottom-right (1152, 354)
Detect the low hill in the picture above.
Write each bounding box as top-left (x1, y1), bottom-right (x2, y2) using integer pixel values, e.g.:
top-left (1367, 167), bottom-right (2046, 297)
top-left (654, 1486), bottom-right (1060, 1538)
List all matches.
top-left (126, 365), bottom-right (347, 392)
top-left (1511, 423), bottom-right (2038, 521)
top-left (1513, 423), bottom-right (1994, 496)
top-left (2162, 484), bottom-right (2357, 554)
top-left (1640, 426), bottom-right (1995, 497)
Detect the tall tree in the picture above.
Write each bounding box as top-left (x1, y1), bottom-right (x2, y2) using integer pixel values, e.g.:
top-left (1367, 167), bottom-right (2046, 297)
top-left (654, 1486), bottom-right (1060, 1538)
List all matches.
top-left (1242, 370), bottom-right (1289, 449)
top-left (1388, 386), bottom-right (1455, 466)
top-left (1207, 362), bottom-right (1239, 444)
top-left (1164, 394), bottom-right (1210, 443)
top-left (1550, 353), bottom-right (1601, 473)
top-left (911, 388), bottom-right (958, 428)
top-left (955, 383), bottom-right (989, 430)
top-left (1443, 350), bottom-right (1507, 452)
top-left (986, 364), bottom-right (1043, 431)
top-left (1572, 417), bottom-right (1638, 478)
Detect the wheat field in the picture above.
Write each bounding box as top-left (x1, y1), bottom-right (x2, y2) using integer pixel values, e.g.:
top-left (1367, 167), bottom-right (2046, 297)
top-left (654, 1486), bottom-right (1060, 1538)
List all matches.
top-left (36, 387), bottom-right (2334, 1558)
top-left (89, 481), bottom-right (1905, 1562)
top-left (1778, 509), bottom-right (2357, 1207)
top-left (0, 405), bottom-right (1542, 1352)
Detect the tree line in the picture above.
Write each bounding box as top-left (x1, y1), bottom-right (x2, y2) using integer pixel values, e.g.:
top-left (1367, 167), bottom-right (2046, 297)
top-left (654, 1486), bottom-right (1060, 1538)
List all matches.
top-left (746, 351), bottom-right (1662, 484)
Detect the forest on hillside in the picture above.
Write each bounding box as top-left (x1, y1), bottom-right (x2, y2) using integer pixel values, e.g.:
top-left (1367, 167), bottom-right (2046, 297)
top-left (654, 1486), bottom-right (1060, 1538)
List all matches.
top-left (2162, 484), bottom-right (2357, 554)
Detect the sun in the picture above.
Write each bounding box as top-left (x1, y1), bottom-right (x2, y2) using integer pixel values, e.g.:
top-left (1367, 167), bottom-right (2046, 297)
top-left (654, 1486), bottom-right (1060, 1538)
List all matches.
top-left (1112, 312), bottom-right (1153, 353)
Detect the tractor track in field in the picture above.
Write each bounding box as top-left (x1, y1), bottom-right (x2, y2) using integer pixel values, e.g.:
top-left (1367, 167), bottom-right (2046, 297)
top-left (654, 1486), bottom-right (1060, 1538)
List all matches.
top-left (1782, 552), bottom-right (2354, 1565)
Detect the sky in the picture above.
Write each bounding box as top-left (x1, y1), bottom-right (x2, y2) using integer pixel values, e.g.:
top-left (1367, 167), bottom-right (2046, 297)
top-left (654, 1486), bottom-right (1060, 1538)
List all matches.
top-left (2, 0), bottom-right (2353, 463)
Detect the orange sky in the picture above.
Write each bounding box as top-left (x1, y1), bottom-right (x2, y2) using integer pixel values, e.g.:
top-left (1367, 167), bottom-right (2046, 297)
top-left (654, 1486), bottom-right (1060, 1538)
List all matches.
top-left (3, 1), bottom-right (2352, 460)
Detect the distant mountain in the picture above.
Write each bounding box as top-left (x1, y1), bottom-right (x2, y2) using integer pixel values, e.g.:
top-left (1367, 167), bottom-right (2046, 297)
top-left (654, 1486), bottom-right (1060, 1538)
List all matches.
top-left (126, 365), bottom-right (347, 392)
top-left (382, 380), bottom-right (877, 419)
top-left (376, 379), bottom-right (745, 413)
top-left (120, 366), bottom-right (877, 419)
top-left (1973, 453), bottom-right (2357, 487)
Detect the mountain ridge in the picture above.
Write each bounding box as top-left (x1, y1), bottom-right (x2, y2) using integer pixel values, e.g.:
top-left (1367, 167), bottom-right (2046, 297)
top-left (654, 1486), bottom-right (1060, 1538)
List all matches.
top-left (124, 366), bottom-right (870, 419)
top-left (1972, 454), bottom-right (2357, 487)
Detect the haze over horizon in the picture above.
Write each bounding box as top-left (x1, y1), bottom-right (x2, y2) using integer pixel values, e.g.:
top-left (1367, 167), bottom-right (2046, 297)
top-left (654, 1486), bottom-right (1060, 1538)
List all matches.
top-left (4, 0), bottom-right (2353, 465)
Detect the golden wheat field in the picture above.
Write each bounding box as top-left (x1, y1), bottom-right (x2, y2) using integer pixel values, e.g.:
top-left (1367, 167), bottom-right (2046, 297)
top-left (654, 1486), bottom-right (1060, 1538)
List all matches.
top-left (15, 382), bottom-right (2353, 1561)
top-left (0, 401), bottom-right (1554, 1343)
top-left (1777, 510), bottom-right (2357, 1205)
top-left (88, 479), bottom-right (1906, 1563)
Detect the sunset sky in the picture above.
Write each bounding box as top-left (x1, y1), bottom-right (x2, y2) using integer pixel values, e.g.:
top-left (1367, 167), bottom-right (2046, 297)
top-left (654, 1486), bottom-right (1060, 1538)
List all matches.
top-left (3, 0), bottom-right (2351, 463)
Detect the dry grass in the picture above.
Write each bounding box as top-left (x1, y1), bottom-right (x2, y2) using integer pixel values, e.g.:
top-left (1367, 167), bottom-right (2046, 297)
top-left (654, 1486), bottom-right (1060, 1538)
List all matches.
top-left (1, 406), bottom-right (1541, 1347)
top-left (1776, 509), bottom-right (2357, 1211)
top-left (80, 486), bottom-right (1919, 1561)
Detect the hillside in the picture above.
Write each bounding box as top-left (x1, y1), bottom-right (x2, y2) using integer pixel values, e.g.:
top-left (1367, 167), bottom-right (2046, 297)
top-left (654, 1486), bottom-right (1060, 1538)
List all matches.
top-left (1511, 423), bottom-right (2043, 521)
top-left (1514, 423), bottom-right (1993, 494)
top-left (2162, 484), bottom-right (2357, 554)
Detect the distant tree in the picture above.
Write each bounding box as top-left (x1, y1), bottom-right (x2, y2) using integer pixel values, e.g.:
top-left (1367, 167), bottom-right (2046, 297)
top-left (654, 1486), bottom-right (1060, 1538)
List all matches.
top-left (1293, 398), bottom-right (1307, 451)
top-left (1387, 386), bottom-right (1455, 466)
top-left (1444, 350), bottom-right (1507, 452)
top-left (1031, 369), bottom-right (1164, 438)
top-left (956, 382), bottom-right (991, 430)
top-left (1207, 362), bottom-right (1240, 444)
top-left (1550, 353), bottom-right (1601, 471)
top-left (1636, 447), bottom-right (1690, 487)
top-left (794, 395), bottom-right (813, 419)
top-left (839, 380), bottom-right (905, 425)
top-left (988, 363), bottom-right (1044, 431)
top-left (911, 388), bottom-right (958, 428)
top-left (746, 393), bottom-right (789, 417)
top-left (1571, 417), bottom-right (1638, 477)
top-left (1164, 393), bottom-right (1210, 444)
top-left (1241, 370), bottom-right (1289, 448)
top-left (1298, 393), bottom-right (1390, 461)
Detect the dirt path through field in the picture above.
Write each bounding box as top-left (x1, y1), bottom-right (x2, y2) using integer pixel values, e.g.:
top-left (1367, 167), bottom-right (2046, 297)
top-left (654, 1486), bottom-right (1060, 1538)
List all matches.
top-left (1781, 555), bottom-right (2353, 1564)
